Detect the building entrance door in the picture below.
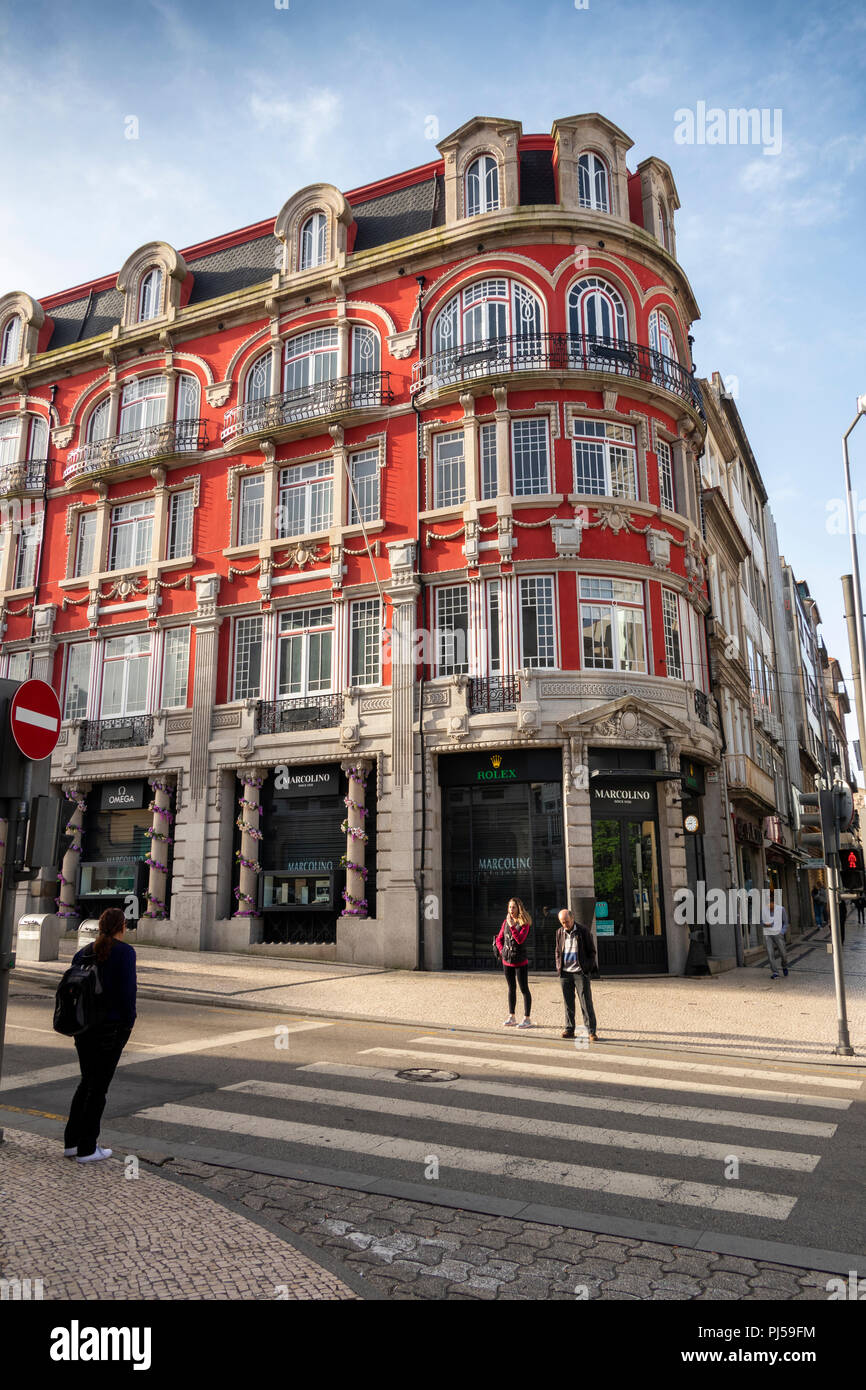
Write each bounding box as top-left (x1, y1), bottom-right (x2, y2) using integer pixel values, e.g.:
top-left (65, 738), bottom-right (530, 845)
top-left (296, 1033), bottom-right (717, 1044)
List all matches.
top-left (591, 811), bottom-right (666, 973)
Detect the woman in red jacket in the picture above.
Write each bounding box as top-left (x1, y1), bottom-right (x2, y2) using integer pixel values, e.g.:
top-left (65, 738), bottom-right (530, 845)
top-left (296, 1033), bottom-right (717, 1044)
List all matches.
top-left (495, 897), bottom-right (534, 1028)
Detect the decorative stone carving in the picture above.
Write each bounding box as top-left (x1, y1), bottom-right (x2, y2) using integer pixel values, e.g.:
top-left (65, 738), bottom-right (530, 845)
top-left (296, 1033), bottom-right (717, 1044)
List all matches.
top-left (497, 515), bottom-right (514, 560)
top-left (86, 592), bottom-right (100, 629)
top-left (551, 516), bottom-right (582, 559)
top-left (147, 740), bottom-right (165, 767)
top-left (195, 573), bottom-right (220, 618)
top-left (33, 604), bottom-right (56, 639)
top-left (387, 539), bottom-right (418, 593)
top-left (236, 731), bottom-right (254, 760)
top-left (464, 519), bottom-right (480, 566)
top-left (330, 543), bottom-right (345, 588)
top-left (257, 558), bottom-right (272, 602)
top-left (517, 706), bottom-right (540, 738)
top-left (205, 381), bottom-right (232, 408)
top-left (646, 529), bottom-right (671, 570)
top-left (594, 504), bottom-right (631, 535)
top-left (340, 721), bottom-right (360, 748)
top-left (388, 329), bottom-right (417, 360)
top-left (447, 713), bottom-right (468, 741)
top-left (52, 424), bottom-right (74, 450)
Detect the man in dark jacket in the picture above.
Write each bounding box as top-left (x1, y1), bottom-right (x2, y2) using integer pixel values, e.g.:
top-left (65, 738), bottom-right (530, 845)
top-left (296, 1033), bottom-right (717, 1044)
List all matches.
top-left (555, 909), bottom-right (599, 1041)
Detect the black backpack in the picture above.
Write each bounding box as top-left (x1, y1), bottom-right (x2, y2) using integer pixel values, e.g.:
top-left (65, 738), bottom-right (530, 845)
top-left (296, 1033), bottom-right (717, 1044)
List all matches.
top-left (53, 946), bottom-right (108, 1036)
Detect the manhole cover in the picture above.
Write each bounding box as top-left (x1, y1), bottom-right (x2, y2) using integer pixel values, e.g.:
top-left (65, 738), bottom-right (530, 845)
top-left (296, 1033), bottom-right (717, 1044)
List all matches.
top-left (396, 1068), bottom-right (460, 1082)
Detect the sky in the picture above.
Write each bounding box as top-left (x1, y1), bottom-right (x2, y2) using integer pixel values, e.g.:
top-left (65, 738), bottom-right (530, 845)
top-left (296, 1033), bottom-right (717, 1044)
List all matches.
top-left (1, 0), bottom-right (865, 764)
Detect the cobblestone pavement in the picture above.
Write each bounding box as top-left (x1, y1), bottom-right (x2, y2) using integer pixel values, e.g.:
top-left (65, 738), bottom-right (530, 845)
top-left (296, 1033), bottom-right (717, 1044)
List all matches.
top-left (159, 1158), bottom-right (834, 1301)
top-left (0, 1129), bottom-right (356, 1301)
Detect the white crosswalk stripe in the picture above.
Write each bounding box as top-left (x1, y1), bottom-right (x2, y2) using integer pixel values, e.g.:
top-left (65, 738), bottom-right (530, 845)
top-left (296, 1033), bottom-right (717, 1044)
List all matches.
top-left (358, 1046), bottom-right (854, 1109)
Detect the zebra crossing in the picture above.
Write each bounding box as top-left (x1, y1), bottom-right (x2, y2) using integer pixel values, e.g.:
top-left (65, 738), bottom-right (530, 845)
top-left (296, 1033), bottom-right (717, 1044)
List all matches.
top-left (128, 1032), bottom-right (860, 1229)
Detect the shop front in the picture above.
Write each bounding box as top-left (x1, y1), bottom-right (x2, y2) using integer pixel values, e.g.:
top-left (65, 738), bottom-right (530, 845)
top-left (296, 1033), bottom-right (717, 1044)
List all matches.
top-left (589, 750), bottom-right (667, 974)
top-left (236, 762), bottom-right (376, 945)
top-left (78, 780), bottom-right (156, 923)
top-left (440, 747), bottom-right (566, 970)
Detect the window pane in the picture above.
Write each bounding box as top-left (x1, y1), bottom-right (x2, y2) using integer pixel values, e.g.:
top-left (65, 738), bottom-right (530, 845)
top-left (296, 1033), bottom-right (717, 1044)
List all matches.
top-left (480, 423), bottom-right (498, 500)
top-left (349, 449), bottom-right (380, 523)
top-left (167, 490), bottom-right (193, 559)
top-left (239, 475), bottom-right (265, 545)
top-left (350, 599), bottom-right (381, 686)
top-left (436, 586), bottom-right (469, 676)
top-left (162, 628), bottom-right (190, 708)
top-left (74, 512), bottom-right (96, 577)
top-left (582, 605), bottom-right (614, 669)
top-left (520, 577), bottom-right (555, 667)
top-left (657, 439), bottom-right (675, 511)
top-left (573, 439), bottom-right (606, 494)
top-left (234, 617), bottom-right (263, 699)
top-left (434, 432), bottom-right (466, 508)
top-left (63, 643), bottom-right (89, 718)
top-left (618, 608), bottom-right (647, 672)
top-left (662, 589), bottom-right (682, 679)
top-left (512, 418), bottom-right (550, 496)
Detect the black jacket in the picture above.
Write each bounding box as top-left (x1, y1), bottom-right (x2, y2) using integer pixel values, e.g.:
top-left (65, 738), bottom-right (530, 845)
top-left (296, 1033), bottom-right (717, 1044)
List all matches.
top-left (554, 923), bottom-right (597, 976)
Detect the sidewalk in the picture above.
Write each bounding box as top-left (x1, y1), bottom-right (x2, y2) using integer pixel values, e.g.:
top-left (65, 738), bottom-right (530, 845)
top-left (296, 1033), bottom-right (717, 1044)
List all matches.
top-left (13, 925), bottom-right (866, 1062)
top-left (0, 1127), bottom-right (358, 1301)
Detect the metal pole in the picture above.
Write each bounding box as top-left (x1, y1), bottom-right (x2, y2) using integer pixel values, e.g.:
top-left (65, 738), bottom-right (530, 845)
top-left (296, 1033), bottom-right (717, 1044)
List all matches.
top-left (843, 409), bottom-right (866, 781)
top-left (825, 853), bottom-right (853, 1055)
top-left (841, 575), bottom-right (866, 775)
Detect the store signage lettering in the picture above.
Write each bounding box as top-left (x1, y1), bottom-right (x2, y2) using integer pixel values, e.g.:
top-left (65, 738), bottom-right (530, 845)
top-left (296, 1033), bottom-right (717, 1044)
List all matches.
top-left (476, 754), bottom-right (517, 783)
top-left (591, 787), bottom-right (652, 802)
top-left (100, 781), bottom-right (146, 811)
top-left (285, 860), bottom-right (335, 872)
top-left (478, 856), bottom-right (532, 872)
top-left (274, 764), bottom-right (338, 796)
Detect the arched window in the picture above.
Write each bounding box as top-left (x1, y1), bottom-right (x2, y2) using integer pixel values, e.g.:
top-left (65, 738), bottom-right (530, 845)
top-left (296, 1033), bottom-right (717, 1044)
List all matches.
top-left (28, 416), bottom-right (48, 460)
top-left (568, 277), bottom-right (627, 344)
top-left (87, 398), bottom-right (111, 443)
top-left (283, 327), bottom-right (338, 392)
top-left (0, 415), bottom-right (19, 468)
top-left (465, 155), bottom-right (500, 217)
top-left (119, 375), bottom-right (168, 435)
top-left (245, 354), bottom-right (272, 404)
top-left (577, 153), bottom-right (610, 213)
top-left (1, 315), bottom-right (23, 366)
top-left (137, 268), bottom-right (163, 322)
top-left (299, 212), bottom-right (328, 270)
top-left (430, 279), bottom-right (543, 381)
top-left (175, 373), bottom-right (201, 450)
top-left (351, 325), bottom-right (382, 405)
top-left (648, 308), bottom-right (680, 390)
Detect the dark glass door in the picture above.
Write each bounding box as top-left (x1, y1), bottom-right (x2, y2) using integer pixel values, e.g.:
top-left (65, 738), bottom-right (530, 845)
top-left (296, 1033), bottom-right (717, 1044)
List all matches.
top-left (592, 815), bottom-right (667, 973)
top-left (443, 779), bottom-right (566, 969)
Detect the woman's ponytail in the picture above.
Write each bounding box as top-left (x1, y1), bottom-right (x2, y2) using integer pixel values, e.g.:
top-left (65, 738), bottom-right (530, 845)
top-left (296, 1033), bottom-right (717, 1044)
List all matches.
top-left (94, 907), bottom-right (126, 962)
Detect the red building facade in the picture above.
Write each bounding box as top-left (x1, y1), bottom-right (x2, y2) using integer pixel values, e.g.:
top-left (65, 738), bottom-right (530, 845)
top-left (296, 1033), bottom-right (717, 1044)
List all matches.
top-left (0, 115), bottom-right (724, 973)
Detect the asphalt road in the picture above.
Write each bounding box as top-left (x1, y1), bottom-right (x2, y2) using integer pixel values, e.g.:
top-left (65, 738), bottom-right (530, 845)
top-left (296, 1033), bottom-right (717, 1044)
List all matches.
top-left (2, 982), bottom-right (864, 1266)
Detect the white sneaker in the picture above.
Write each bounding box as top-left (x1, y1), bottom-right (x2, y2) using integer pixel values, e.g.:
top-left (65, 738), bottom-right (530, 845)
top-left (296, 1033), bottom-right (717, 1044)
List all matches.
top-left (63, 1147), bottom-right (77, 1158)
top-left (517, 1019), bottom-right (535, 1028)
top-left (77, 1146), bottom-right (113, 1163)
top-left (503, 1017), bottom-right (517, 1027)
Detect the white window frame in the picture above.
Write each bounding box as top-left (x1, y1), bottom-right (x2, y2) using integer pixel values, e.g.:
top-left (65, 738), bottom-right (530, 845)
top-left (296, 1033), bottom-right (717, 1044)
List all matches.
top-left (519, 575), bottom-right (557, 669)
top-left (572, 418), bottom-right (637, 500)
top-left (63, 643), bottom-right (93, 720)
top-left (13, 521), bottom-right (41, 589)
top-left (349, 597), bottom-right (382, 688)
top-left (100, 633), bottom-right (152, 717)
top-left (73, 510), bottom-right (97, 578)
top-left (657, 437), bottom-right (675, 512)
top-left (283, 327), bottom-right (339, 393)
top-left (167, 489), bottom-right (194, 560)
top-left (277, 458), bottom-right (334, 538)
top-left (511, 417), bottom-right (551, 496)
top-left (238, 473), bottom-right (265, 546)
top-left (433, 431), bottom-right (466, 509)
top-left (465, 154), bottom-right (500, 216)
top-left (567, 276), bottom-right (627, 344)
top-left (277, 605), bottom-right (335, 698)
top-left (4, 650), bottom-right (30, 682)
top-left (161, 627), bottom-right (191, 709)
top-left (480, 422), bottom-right (498, 500)
top-left (233, 615), bottom-right (263, 700)
top-left (577, 151), bottom-right (610, 212)
top-left (299, 211), bottom-right (328, 270)
top-left (579, 576), bottom-right (647, 674)
top-left (119, 374), bottom-right (167, 437)
top-left (662, 588), bottom-right (683, 680)
top-left (137, 268), bottom-right (163, 322)
top-left (1, 315), bottom-right (23, 365)
top-left (108, 498), bottom-right (154, 571)
top-left (348, 448), bottom-right (380, 524)
top-left (434, 584), bottom-right (470, 677)
top-left (0, 415), bottom-right (19, 468)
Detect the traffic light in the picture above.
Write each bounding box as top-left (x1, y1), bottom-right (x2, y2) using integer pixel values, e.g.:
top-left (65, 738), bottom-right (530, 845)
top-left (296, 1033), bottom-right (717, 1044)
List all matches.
top-left (841, 845), bottom-right (865, 894)
top-left (794, 788), bottom-right (836, 862)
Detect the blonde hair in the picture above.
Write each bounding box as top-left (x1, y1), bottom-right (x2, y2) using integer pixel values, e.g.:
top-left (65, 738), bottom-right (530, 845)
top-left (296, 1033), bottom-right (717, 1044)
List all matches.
top-left (508, 897), bottom-right (532, 928)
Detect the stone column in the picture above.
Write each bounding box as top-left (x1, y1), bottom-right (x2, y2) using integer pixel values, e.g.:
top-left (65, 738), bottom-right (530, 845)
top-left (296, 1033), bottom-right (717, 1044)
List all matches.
top-left (341, 759), bottom-right (372, 918)
top-left (383, 539), bottom-right (422, 966)
top-left (233, 772), bottom-right (263, 930)
top-left (57, 785), bottom-right (87, 925)
top-left (143, 777), bottom-right (173, 921)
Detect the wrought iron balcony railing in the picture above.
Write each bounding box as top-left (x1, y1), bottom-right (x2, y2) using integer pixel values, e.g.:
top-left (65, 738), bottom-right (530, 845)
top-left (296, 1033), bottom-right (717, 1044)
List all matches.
top-left (412, 333), bottom-right (704, 414)
top-left (0, 457), bottom-right (47, 495)
top-left (694, 688), bottom-right (711, 727)
top-left (79, 715), bottom-right (154, 751)
top-left (256, 694), bottom-right (344, 735)
top-left (469, 674), bottom-right (521, 715)
top-left (64, 419), bottom-right (210, 481)
top-left (222, 372), bottom-right (394, 444)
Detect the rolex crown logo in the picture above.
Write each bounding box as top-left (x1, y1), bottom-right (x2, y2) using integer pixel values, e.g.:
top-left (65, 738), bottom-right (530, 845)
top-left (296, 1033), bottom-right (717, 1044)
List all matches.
top-left (491, 754), bottom-right (502, 768)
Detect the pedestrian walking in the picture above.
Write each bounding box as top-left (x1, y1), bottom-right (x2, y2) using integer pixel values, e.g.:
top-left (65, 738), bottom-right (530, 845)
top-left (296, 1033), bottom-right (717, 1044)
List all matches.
top-left (855, 893), bottom-right (865, 926)
top-left (494, 897), bottom-right (533, 1028)
top-left (62, 908), bottom-right (137, 1162)
top-left (838, 895), bottom-right (847, 946)
top-left (816, 884), bottom-right (828, 930)
top-left (555, 908), bottom-right (599, 1041)
top-left (761, 889), bottom-right (789, 979)
top-left (811, 885), bottom-right (824, 928)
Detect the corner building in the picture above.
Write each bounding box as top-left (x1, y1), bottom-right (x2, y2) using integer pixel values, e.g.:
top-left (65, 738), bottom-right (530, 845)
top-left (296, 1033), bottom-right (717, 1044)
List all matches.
top-left (0, 115), bottom-right (722, 974)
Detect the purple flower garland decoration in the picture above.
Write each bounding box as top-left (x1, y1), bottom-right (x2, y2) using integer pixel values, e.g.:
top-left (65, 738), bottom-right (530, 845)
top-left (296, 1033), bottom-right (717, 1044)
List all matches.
top-left (142, 779), bottom-right (175, 921)
top-left (342, 764), bottom-right (371, 917)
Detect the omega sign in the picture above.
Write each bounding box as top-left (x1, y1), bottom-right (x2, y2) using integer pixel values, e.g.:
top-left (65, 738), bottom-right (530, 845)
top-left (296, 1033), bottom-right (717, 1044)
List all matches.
top-left (100, 781), bottom-right (146, 811)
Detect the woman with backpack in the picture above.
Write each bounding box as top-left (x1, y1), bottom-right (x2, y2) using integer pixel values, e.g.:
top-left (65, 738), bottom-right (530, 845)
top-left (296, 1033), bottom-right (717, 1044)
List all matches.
top-left (63, 907), bottom-right (137, 1163)
top-left (494, 896), bottom-right (534, 1028)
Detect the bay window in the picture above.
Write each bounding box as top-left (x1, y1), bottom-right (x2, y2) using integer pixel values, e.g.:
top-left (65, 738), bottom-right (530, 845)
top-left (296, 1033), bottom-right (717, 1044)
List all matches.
top-left (435, 585), bottom-right (470, 677)
top-left (278, 606), bottom-right (334, 697)
top-left (580, 577), bottom-right (646, 673)
top-left (277, 458), bottom-right (333, 537)
top-left (519, 576), bottom-right (556, 668)
top-left (109, 498), bottom-right (153, 570)
top-left (572, 418), bottom-right (637, 500)
top-left (101, 633), bottom-right (151, 716)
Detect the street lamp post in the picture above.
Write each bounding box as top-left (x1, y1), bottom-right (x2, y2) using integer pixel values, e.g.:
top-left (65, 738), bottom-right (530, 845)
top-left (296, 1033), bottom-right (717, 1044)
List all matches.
top-left (842, 397), bottom-right (866, 778)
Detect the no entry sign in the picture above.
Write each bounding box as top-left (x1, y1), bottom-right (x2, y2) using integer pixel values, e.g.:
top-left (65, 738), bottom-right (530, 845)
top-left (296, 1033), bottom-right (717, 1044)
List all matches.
top-left (10, 679), bottom-right (62, 761)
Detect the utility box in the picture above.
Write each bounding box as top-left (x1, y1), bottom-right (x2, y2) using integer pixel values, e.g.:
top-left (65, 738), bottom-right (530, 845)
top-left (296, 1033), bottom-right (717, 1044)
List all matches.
top-left (77, 919), bottom-right (100, 950)
top-left (16, 913), bottom-right (63, 962)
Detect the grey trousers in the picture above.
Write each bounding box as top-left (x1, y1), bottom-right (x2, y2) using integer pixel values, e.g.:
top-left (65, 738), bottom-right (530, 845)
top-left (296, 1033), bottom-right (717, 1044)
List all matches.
top-left (764, 932), bottom-right (788, 972)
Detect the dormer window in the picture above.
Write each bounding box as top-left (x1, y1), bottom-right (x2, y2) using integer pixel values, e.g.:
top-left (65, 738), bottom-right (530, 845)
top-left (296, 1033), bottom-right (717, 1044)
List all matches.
top-left (138, 268), bottom-right (163, 322)
top-left (577, 152), bottom-right (610, 212)
top-left (465, 155), bottom-right (499, 216)
top-left (299, 212), bottom-right (327, 270)
top-left (0, 314), bottom-right (22, 365)
top-left (658, 200), bottom-right (672, 251)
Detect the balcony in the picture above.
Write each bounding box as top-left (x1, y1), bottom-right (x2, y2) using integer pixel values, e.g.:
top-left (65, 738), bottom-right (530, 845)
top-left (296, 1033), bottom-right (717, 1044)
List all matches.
top-left (64, 419), bottom-right (210, 482)
top-left (468, 674), bottom-right (520, 715)
top-left (0, 457), bottom-right (47, 496)
top-left (724, 752), bottom-right (776, 811)
top-left (412, 333), bottom-right (705, 414)
top-left (693, 688), bottom-right (711, 727)
top-left (222, 372), bottom-right (393, 445)
top-left (256, 694), bottom-right (344, 735)
top-left (79, 715), bottom-right (154, 751)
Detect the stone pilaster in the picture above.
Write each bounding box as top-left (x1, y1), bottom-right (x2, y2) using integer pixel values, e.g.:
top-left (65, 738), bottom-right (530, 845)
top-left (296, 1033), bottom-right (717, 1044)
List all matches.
top-left (233, 772), bottom-right (263, 930)
top-left (57, 785), bottom-right (87, 925)
top-left (341, 759), bottom-right (372, 917)
top-left (143, 777), bottom-right (172, 921)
